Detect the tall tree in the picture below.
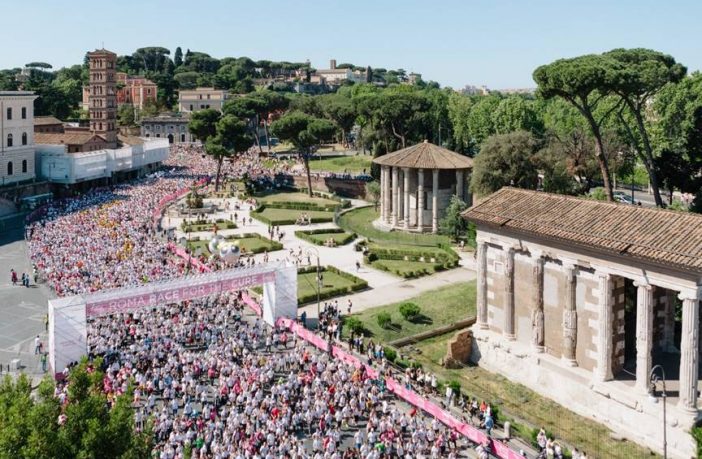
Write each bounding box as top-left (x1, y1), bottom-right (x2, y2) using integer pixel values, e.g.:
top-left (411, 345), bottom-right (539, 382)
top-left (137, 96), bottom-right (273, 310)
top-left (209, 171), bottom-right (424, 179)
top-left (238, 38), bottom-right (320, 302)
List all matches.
top-left (207, 115), bottom-right (253, 191)
top-left (604, 48), bottom-right (687, 207)
top-left (534, 55), bottom-right (622, 201)
top-left (271, 112), bottom-right (335, 196)
top-left (188, 109), bottom-right (221, 143)
top-left (174, 47), bottom-right (183, 67)
top-left (470, 130), bottom-right (540, 196)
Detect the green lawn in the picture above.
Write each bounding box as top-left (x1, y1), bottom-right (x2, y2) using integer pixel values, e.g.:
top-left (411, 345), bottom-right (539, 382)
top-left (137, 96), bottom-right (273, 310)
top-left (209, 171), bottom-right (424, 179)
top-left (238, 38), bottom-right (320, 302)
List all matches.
top-left (370, 259), bottom-right (439, 277)
top-left (306, 231), bottom-right (356, 245)
top-left (409, 334), bottom-right (655, 459)
top-left (256, 191), bottom-right (339, 207)
top-left (187, 234), bottom-right (282, 255)
top-left (338, 206), bottom-right (450, 247)
top-left (345, 281), bottom-right (476, 342)
top-left (252, 207), bottom-right (335, 225)
top-left (308, 155), bottom-right (372, 174)
top-left (298, 270), bottom-right (357, 302)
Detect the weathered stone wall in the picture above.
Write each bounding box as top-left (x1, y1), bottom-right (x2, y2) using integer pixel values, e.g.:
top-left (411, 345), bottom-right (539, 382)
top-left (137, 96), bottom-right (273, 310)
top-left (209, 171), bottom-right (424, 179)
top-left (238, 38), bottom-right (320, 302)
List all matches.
top-left (611, 277), bottom-right (627, 375)
top-left (444, 330), bottom-right (473, 369)
top-left (575, 270), bottom-right (599, 372)
top-left (291, 175), bottom-right (368, 199)
top-left (486, 244), bottom-right (505, 334)
top-left (543, 262), bottom-right (565, 358)
top-left (514, 253), bottom-right (533, 346)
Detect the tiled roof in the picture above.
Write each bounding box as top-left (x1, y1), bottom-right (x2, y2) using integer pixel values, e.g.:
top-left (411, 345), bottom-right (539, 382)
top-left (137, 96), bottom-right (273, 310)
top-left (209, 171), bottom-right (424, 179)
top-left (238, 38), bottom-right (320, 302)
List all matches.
top-left (462, 187), bottom-right (702, 273)
top-left (118, 134), bottom-right (144, 146)
top-left (34, 132), bottom-right (103, 146)
top-left (373, 141), bottom-right (473, 170)
top-left (34, 116), bottom-right (63, 126)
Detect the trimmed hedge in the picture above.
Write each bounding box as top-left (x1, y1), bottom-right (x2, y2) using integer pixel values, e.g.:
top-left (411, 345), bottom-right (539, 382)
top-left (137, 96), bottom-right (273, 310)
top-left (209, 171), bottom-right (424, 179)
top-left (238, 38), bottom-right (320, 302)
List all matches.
top-left (295, 228), bottom-right (357, 246)
top-left (181, 218), bottom-right (236, 233)
top-left (219, 233), bottom-right (283, 254)
top-left (364, 244), bottom-right (459, 278)
top-left (297, 265), bottom-right (368, 304)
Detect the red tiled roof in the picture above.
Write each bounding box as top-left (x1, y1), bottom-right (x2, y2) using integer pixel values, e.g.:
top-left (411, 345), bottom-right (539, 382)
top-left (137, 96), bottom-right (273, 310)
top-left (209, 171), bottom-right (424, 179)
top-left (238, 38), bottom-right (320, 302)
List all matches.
top-left (462, 187), bottom-right (702, 273)
top-left (372, 141), bottom-right (473, 170)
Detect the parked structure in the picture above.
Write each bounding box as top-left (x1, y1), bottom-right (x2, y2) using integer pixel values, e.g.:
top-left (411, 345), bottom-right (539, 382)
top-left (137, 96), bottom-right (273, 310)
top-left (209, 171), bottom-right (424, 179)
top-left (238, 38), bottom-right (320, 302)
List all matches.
top-left (0, 91), bottom-right (38, 186)
top-left (463, 187), bottom-right (702, 458)
top-left (372, 141), bottom-right (472, 233)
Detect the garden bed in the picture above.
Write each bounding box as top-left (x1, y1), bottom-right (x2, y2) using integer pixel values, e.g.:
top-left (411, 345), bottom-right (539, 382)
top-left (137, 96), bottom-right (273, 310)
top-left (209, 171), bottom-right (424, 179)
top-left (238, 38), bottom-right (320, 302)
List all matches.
top-left (186, 232), bottom-right (283, 255)
top-left (360, 241), bottom-right (460, 278)
top-left (251, 206), bottom-right (335, 225)
top-left (295, 228), bottom-right (357, 246)
top-left (181, 218), bottom-right (236, 233)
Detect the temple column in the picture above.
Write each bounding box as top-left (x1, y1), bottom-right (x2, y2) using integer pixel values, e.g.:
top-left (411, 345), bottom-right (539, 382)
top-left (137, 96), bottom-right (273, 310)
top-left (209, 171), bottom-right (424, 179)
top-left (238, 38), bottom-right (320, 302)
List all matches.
top-left (403, 167), bottom-right (410, 229)
top-left (504, 247), bottom-right (516, 340)
top-left (678, 292), bottom-right (699, 413)
top-left (455, 169), bottom-right (464, 201)
top-left (398, 169), bottom-right (404, 223)
top-left (562, 263), bottom-right (578, 366)
top-left (380, 166), bottom-right (386, 221)
top-left (531, 253), bottom-right (544, 352)
top-left (634, 282), bottom-right (654, 394)
top-left (391, 167), bottom-right (399, 226)
top-left (595, 273), bottom-right (614, 382)
top-left (432, 169), bottom-right (439, 233)
top-left (417, 168), bottom-right (425, 230)
top-left (385, 166), bottom-right (393, 223)
top-left (476, 241), bottom-right (488, 329)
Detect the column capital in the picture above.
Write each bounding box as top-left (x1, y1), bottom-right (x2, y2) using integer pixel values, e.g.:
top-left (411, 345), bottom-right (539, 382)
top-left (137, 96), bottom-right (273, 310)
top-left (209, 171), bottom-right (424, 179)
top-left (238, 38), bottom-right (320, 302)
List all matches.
top-left (678, 290), bottom-right (699, 302)
top-left (633, 281), bottom-right (653, 291)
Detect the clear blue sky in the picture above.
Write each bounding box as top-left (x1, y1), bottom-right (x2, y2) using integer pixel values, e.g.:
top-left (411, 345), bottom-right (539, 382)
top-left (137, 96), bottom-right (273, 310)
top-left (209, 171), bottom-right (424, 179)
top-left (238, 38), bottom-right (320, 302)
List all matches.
top-left (4, 0), bottom-right (701, 89)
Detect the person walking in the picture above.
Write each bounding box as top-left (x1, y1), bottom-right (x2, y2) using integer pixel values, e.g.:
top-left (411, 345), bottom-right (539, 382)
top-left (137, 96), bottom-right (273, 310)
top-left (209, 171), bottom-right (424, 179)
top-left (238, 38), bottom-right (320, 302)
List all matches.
top-left (34, 335), bottom-right (41, 354)
top-left (10, 269), bottom-right (17, 285)
top-left (40, 353), bottom-right (47, 372)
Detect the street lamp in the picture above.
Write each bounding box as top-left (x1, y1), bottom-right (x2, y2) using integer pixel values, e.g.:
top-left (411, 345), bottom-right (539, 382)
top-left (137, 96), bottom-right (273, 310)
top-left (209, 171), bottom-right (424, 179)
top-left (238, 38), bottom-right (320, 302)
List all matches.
top-left (649, 364), bottom-right (667, 459)
top-left (305, 247), bottom-right (322, 323)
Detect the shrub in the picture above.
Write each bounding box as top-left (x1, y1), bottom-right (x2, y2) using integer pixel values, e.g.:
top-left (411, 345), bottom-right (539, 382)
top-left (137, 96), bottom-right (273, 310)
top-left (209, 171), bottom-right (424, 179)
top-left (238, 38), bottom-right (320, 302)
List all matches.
top-left (448, 380), bottom-right (461, 395)
top-left (377, 312), bottom-right (392, 329)
top-left (344, 317), bottom-right (366, 336)
top-left (383, 346), bottom-right (397, 362)
top-left (366, 252), bottom-right (378, 262)
top-left (399, 302), bottom-right (422, 321)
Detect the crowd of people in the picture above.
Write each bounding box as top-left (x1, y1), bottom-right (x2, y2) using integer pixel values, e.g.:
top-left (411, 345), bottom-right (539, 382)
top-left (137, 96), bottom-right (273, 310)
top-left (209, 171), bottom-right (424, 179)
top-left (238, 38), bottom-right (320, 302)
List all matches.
top-left (75, 294), bottom-right (473, 458)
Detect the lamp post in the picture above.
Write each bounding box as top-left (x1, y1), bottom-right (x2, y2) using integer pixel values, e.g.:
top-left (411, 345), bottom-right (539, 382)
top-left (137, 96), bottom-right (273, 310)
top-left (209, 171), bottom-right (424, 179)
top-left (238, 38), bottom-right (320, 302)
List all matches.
top-left (305, 247), bottom-right (321, 323)
top-left (649, 364), bottom-right (667, 459)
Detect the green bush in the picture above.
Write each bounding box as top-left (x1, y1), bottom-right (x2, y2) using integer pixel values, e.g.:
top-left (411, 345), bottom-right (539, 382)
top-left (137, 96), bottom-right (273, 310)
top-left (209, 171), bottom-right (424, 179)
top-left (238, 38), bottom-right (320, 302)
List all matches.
top-left (377, 312), bottom-right (392, 329)
top-left (399, 302), bottom-right (422, 321)
top-left (366, 252), bottom-right (378, 262)
top-left (295, 229), bottom-right (357, 246)
top-left (448, 380), bottom-right (461, 395)
top-left (383, 346), bottom-right (397, 362)
top-left (344, 317), bottom-right (366, 335)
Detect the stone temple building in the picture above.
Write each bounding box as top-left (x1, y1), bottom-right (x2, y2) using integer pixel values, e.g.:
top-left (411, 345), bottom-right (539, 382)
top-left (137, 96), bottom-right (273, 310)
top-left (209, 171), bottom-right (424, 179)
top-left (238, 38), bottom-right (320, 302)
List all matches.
top-left (373, 141), bottom-right (472, 233)
top-left (463, 187), bottom-right (702, 458)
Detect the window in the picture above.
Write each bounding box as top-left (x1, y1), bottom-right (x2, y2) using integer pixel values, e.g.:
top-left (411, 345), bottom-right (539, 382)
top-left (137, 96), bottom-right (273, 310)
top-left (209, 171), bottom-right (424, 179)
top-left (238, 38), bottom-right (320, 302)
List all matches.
top-left (207, 94), bottom-right (211, 100)
top-left (21, 159), bottom-right (27, 173)
top-left (6, 134), bottom-right (12, 147)
top-left (199, 94), bottom-right (203, 100)
top-left (147, 88), bottom-right (151, 95)
top-left (7, 162), bottom-right (13, 176)
top-left (181, 134), bottom-right (186, 142)
top-left (21, 107), bottom-right (26, 119)
top-left (21, 132), bottom-right (27, 145)
top-left (189, 104), bottom-right (193, 111)
top-left (6, 107), bottom-right (11, 120)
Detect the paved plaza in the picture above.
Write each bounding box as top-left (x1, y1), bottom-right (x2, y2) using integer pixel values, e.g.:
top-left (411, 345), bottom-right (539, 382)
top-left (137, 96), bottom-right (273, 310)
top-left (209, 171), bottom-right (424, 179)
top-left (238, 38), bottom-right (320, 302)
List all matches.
top-left (0, 220), bottom-right (51, 379)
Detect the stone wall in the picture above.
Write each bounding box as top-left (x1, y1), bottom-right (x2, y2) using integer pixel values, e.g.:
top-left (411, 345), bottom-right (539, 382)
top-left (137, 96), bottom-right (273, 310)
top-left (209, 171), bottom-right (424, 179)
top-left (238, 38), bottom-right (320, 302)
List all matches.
top-left (291, 175), bottom-right (368, 199)
top-left (575, 270), bottom-right (599, 372)
top-left (444, 330), bottom-right (473, 369)
top-left (486, 245), bottom-right (505, 334)
top-left (611, 277), bottom-right (627, 376)
top-left (543, 262), bottom-right (565, 358)
top-left (514, 253), bottom-right (533, 346)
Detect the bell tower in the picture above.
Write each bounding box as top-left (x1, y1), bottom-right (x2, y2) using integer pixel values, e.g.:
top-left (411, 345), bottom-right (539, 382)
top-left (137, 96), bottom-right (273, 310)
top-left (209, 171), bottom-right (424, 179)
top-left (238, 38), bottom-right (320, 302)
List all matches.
top-left (87, 49), bottom-right (118, 148)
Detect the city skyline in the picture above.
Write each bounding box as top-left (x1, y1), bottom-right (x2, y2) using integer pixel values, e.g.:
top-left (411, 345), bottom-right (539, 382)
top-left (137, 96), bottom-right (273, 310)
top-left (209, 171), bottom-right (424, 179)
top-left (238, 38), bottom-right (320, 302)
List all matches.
top-left (3, 0), bottom-right (702, 89)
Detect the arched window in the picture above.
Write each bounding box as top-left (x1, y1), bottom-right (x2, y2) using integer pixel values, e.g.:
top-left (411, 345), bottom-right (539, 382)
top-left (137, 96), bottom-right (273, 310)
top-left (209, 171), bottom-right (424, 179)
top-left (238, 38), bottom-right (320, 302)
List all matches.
top-left (6, 133), bottom-right (12, 147)
top-left (7, 162), bottom-right (13, 176)
top-left (21, 132), bottom-right (27, 145)
top-left (21, 159), bottom-right (27, 173)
